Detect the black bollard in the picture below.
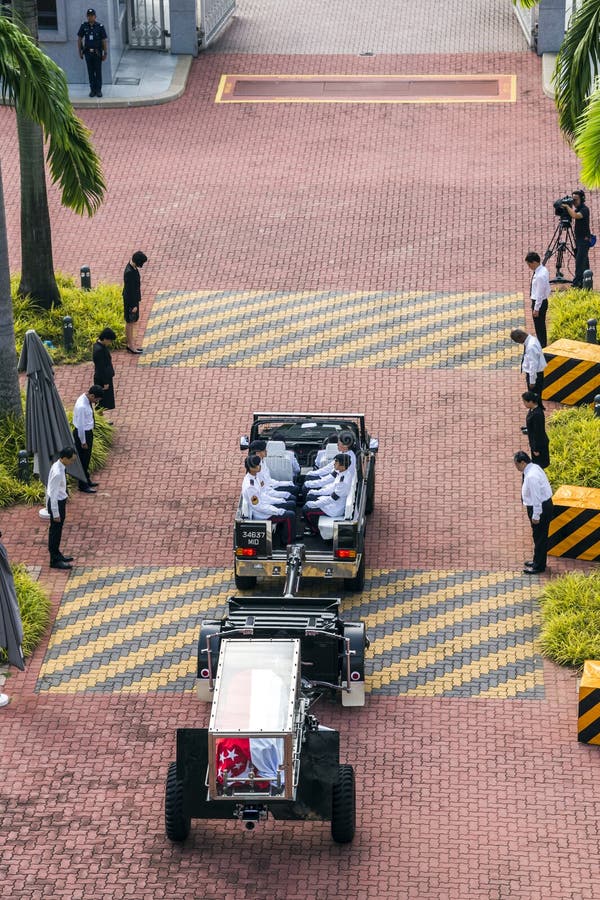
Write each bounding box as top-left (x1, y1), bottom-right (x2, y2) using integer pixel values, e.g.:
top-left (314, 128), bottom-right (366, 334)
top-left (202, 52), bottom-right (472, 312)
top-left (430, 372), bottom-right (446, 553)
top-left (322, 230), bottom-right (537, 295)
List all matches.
top-left (583, 269), bottom-right (594, 290)
top-left (63, 315), bottom-right (74, 352)
top-left (17, 450), bottom-right (30, 483)
top-left (587, 319), bottom-right (597, 344)
top-left (595, 395), bottom-right (600, 418)
top-left (80, 266), bottom-right (91, 290)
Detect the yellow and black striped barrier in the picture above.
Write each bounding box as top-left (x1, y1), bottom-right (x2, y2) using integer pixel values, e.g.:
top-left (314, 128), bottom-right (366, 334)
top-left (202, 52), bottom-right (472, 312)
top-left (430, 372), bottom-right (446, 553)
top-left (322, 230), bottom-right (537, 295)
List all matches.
top-left (548, 485), bottom-right (600, 562)
top-left (542, 339), bottom-right (600, 406)
top-left (578, 661), bottom-right (600, 744)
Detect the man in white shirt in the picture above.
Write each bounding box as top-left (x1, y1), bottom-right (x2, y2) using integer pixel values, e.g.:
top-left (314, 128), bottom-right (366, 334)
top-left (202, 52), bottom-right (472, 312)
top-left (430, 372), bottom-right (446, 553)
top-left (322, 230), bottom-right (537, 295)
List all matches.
top-left (510, 327), bottom-right (547, 398)
top-left (248, 440), bottom-right (299, 499)
top-left (241, 456), bottom-right (296, 546)
top-left (72, 385), bottom-right (103, 493)
top-left (525, 251), bottom-right (550, 347)
top-left (514, 450), bottom-right (554, 575)
top-left (47, 447), bottom-right (76, 569)
top-left (302, 454), bottom-right (353, 535)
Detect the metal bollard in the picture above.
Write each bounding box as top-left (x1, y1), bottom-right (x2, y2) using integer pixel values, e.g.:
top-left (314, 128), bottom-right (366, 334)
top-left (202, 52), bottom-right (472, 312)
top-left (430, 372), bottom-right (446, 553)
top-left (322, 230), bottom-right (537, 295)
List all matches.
top-left (587, 319), bottom-right (597, 344)
top-left (62, 315), bottom-right (74, 352)
top-left (583, 269), bottom-right (594, 290)
top-left (17, 450), bottom-right (30, 483)
top-left (595, 395), bottom-right (600, 418)
top-left (80, 266), bottom-right (91, 290)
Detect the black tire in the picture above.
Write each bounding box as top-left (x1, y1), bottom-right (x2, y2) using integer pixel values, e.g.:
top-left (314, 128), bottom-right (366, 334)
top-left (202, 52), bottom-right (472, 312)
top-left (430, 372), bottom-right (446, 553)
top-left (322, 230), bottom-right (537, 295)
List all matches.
top-left (331, 764), bottom-right (355, 844)
top-left (344, 554), bottom-right (365, 593)
top-left (365, 465), bottom-right (375, 515)
top-left (234, 573), bottom-right (257, 591)
top-left (165, 761), bottom-right (190, 843)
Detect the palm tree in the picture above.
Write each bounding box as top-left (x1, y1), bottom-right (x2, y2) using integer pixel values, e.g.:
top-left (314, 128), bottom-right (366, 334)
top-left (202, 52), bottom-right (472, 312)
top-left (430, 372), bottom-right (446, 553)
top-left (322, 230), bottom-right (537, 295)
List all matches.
top-left (516, 0), bottom-right (600, 185)
top-left (0, 15), bottom-right (105, 418)
top-left (14, 0), bottom-right (61, 308)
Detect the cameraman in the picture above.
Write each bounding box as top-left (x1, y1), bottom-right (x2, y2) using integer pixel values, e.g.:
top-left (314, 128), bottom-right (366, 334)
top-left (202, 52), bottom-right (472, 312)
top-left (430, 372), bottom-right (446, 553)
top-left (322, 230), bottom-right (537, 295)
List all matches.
top-left (562, 190), bottom-right (591, 287)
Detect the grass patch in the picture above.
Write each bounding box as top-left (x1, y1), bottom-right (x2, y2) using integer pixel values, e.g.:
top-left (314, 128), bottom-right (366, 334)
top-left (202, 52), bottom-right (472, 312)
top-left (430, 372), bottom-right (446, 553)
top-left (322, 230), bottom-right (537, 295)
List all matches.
top-left (547, 287), bottom-right (600, 344)
top-left (0, 396), bottom-right (114, 509)
top-left (539, 572), bottom-right (600, 668)
top-left (0, 564), bottom-right (51, 665)
top-left (546, 405), bottom-right (600, 489)
top-left (12, 271), bottom-right (125, 365)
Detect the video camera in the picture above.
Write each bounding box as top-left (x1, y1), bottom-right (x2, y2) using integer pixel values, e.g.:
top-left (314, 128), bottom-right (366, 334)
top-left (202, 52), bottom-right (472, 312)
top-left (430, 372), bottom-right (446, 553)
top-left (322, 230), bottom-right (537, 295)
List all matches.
top-left (554, 196), bottom-right (573, 216)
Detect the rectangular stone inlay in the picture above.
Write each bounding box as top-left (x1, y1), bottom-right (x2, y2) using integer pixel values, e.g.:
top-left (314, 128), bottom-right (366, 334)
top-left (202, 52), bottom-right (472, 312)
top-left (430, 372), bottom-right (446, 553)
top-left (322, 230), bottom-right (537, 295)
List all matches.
top-left (215, 74), bottom-right (516, 104)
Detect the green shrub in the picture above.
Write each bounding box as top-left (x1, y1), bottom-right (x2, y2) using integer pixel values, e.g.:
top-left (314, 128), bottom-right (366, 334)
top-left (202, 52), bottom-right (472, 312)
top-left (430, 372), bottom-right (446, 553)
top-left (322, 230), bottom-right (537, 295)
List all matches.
top-left (539, 573), bottom-right (600, 668)
top-left (0, 409), bottom-right (45, 507)
top-left (547, 287), bottom-right (600, 343)
top-left (0, 564), bottom-right (51, 665)
top-left (546, 406), bottom-right (600, 489)
top-left (0, 399), bottom-right (114, 509)
top-left (11, 272), bottom-right (125, 365)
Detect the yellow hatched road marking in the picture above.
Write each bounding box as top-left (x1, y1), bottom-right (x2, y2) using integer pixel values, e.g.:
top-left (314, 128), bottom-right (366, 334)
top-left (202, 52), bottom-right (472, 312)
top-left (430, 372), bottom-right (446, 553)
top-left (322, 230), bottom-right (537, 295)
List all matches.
top-left (233, 294), bottom-right (520, 368)
top-left (118, 658), bottom-right (196, 693)
top-left (368, 606), bottom-right (534, 657)
top-left (42, 591), bottom-right (231, 673)
top-left (147, 288), bottom-right (431, 334)
top-left (458, 346), bottom-right (517, 368)
top-left (43, 624), bottom-right (199, 692)
top-left (342, 569), bottom-right (461, 612)
top-left (468, 672), bottom-right (541, 698)
top-left (145, 289), bottom-right (370, 364)
top-left (368, 642), bottom-right (537, 694)
top-left (56, 569), bottom-right (230, 618)
top-left (64, 564), bottom-right (190, 592)
top-left (150, 289), bottom-right (266, 317)
top-left (146, 288), bottom-right (488, 366)
top-left (363, 572), bottom-right (523, 630)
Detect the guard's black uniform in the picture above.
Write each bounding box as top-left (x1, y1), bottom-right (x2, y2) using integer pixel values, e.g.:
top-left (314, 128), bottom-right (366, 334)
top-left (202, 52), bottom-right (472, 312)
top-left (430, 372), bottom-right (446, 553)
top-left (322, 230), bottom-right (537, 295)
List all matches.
top-left (525, 405), bottom-right (550, 469)
top-left (78, 19), bottom-right (107, 96)
top-left (573, 202), bottom-right (591, 287)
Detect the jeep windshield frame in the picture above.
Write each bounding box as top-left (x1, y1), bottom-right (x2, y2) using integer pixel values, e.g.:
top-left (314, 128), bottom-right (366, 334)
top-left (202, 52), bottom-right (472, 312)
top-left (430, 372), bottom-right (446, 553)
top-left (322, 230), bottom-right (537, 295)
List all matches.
top-left (251, 412), bottom-right (366, 446)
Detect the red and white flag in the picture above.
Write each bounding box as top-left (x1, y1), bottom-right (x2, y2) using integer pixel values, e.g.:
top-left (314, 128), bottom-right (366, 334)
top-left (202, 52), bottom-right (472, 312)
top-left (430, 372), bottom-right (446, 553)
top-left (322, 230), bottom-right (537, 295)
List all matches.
top-left (216, 737), bottom-right (285, 789)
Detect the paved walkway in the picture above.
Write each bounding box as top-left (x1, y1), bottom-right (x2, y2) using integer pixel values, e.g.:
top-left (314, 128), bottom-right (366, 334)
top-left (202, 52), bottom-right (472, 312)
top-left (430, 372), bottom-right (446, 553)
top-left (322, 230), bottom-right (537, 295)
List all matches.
top-left (1, 3), bottom-right (598, 899)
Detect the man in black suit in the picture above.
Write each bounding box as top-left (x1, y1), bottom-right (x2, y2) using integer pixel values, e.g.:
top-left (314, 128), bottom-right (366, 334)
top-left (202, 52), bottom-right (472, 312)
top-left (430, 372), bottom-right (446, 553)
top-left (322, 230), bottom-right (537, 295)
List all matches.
top-left (521, 391), bottom-right (550, 468)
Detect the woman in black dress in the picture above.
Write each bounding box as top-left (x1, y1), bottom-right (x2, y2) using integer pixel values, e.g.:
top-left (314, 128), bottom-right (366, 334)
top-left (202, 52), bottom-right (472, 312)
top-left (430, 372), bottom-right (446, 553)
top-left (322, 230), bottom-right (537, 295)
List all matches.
top-left (522, 390), bottom-right (550, 468)
top-left (93, 327), bottom-right (116, 412)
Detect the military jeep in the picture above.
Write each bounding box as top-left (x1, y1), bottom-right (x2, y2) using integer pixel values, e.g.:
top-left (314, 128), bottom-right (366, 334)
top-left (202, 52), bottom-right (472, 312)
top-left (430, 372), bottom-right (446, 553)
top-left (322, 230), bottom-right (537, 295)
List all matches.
top-left (234, 412), bottom-right (378, 592)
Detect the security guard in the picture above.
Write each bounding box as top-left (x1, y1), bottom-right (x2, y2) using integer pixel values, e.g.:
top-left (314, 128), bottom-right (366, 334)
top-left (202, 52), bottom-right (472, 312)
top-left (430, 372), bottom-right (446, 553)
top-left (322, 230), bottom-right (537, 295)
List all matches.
top-left (248, 439), bottom-right (300, 498)
top-left (77, 8), bottom-right (107, 98)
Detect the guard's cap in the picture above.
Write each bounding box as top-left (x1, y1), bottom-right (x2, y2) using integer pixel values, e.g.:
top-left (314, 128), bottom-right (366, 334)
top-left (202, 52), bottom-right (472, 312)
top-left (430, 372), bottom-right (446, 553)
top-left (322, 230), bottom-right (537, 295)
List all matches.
top-left (87, 8), bottom-right (96, 15)
top-left (249, 439), bottom-right (267, 452)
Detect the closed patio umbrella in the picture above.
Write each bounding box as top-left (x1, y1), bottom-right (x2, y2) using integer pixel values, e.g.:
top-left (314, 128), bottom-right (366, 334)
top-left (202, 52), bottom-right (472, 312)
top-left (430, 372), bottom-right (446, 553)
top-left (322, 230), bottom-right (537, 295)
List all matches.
top-left (0, 537), bottom-right (25, 673)
top-left (18, 329), bottom-right (86, 485)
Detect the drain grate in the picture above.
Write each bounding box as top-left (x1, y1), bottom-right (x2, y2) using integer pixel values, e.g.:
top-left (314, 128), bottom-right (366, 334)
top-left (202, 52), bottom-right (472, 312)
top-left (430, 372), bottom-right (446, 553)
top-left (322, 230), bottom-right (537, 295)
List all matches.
top-left (216, 74), bottom-right (516, 104)
top-left (115, 77), bottom-right (141, 86)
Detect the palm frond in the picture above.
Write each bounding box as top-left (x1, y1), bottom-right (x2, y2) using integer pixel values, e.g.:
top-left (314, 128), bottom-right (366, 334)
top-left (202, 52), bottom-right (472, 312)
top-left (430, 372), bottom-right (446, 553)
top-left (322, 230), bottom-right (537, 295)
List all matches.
top-left (0, 17), bottom-right (105, 215)
top-left (511, 0), bottom-right (539, 9)
top-left (553, 0), bottom-right (600, 138)
top-left (574, 85), bottom-right (600, 187)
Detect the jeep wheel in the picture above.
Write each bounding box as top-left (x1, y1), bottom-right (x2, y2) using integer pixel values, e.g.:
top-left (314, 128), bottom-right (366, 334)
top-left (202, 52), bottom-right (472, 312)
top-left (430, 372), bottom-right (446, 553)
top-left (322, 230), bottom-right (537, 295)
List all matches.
top-left (331, 764), bottom-right (355, 844)
top-left (234, 573), bottom-right (257, 591)
top-left (165, 762), bottom-right (190, 842)
top-left (344, 554), bottom-right (365, 593)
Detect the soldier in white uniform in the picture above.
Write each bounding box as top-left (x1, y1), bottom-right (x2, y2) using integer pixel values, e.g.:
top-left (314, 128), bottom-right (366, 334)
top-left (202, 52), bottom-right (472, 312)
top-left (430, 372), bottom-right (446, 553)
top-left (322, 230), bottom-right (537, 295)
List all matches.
top-left (249, 440), bottom-right (300, 499)
top-left (242, 456), bottom-right (296, 545)
top-left (302, 454), bottom-right (353, 535)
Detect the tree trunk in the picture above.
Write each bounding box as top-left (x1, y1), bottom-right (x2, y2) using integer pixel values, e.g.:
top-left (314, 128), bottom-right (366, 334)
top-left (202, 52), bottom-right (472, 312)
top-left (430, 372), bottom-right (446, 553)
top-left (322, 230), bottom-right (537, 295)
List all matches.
top-left (0, 163), bottom-right (24, 420)
top-left (14, 0), bottom-right (60, 309)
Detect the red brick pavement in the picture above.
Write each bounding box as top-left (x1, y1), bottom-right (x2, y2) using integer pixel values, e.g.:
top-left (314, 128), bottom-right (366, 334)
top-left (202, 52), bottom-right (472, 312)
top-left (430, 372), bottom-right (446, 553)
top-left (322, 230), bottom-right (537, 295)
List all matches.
top-left (0, 46), bottom-right (598, 900)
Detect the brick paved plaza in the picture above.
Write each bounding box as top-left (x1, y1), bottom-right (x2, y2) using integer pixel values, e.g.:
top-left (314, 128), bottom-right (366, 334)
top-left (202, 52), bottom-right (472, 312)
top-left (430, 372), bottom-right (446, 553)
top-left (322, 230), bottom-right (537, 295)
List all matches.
top-left (1, 1), bottom-right (599, 898)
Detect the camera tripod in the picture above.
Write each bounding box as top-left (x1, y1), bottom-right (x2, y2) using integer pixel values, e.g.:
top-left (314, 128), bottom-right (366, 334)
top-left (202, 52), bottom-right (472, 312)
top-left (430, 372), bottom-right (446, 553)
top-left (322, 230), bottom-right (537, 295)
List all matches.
top-left (542, 218), bottom-right (576, 283)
